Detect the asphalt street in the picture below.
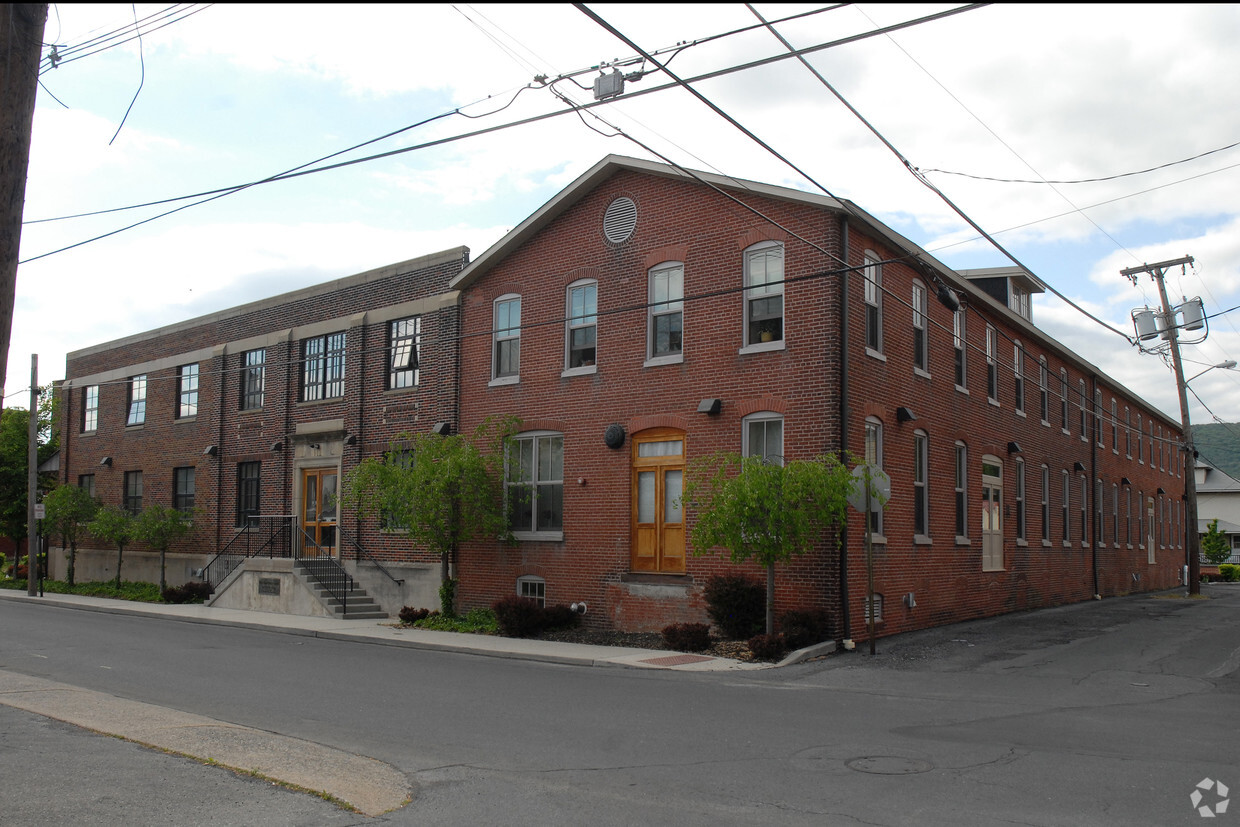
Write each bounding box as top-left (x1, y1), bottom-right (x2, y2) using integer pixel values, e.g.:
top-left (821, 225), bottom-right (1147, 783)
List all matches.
top-left (0, 584), bottom-right (1236, 826)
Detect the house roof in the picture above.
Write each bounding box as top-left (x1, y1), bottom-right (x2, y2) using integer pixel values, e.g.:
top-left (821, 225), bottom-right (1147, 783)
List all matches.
top-left (447, 153), bottom-right (1181, 432)
top-left (1197, 461), bottom-right (1240, 493)
top-left (1199, 517), bottom-right (1240, 534)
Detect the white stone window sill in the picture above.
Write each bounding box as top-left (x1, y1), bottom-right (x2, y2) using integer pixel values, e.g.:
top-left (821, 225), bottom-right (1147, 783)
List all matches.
top-left (740, 340), bottom-right (786, 356)
top-left (489, 375), bottom-right (520, 387)
top-left (644, 353), bottom-right (683, 368)
top-left (561, 365), bottom-right (597, 378)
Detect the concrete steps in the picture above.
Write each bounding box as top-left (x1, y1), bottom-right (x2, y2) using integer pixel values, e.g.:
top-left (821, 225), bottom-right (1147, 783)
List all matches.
top-left (294, 559), bottom-right (388, 619)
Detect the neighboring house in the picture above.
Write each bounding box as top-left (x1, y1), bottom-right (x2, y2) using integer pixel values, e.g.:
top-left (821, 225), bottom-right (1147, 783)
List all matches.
top-left (56, 248), bottom-right (467, 611)
top-left (450, 155), bottom-right (1185, 640)
top-left (1196, 459), bottom-right (1240, 566)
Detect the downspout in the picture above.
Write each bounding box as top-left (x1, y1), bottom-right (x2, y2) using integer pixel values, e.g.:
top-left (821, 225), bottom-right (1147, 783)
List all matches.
top-left (1090, 373), bottom-right (1099, 598)
top-left (838, 214), bottom-right (852, 643)
top-left (215, 346), bottom-right (226, 554)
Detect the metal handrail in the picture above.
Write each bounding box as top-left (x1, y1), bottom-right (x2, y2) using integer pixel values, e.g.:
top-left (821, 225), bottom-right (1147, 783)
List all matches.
top-left (295, 529), bottom-right (354, 615)
top-left (338, 526), bottom-right (405, 586)
top-left (200, 516), bottom-right (293, 588)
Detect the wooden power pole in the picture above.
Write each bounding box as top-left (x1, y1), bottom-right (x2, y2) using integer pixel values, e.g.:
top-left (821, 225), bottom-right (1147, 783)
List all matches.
top-left (0, 4), bottom-right (49, 419)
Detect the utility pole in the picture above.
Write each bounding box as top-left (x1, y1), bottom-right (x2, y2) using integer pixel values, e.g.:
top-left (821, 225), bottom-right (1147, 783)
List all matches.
top-left (26, 353), bottom-right (36, 595)
top-left (1121, 256), bottom-right (1200, 594)
top-left (0, 4), bottom-right (49, 420)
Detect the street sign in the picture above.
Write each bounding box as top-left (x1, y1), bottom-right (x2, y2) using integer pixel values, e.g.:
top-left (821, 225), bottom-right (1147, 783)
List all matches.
top-left (34, 503), bottom-right (44, 520)
top-left (848, 464), bottom-right (891, 512)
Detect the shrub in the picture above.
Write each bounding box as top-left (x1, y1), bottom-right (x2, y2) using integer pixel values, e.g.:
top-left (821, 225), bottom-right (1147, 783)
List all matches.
top-left (493, 595), bottom-right (547, 637)
top-left (415, 608), bottom-right (498, 634)
top-left (779, 609), bottom-right (831, 651)
top-left (703, 574), bottom-right (764, 640)
top-left (399, 606), bottom-right (431, 624)
top-left (1219, 564), bottom-right (1240, 582)
top-left (747, 632), bottom-right (788, 661)
top-left (542, 604), bottom-right (583, 631)
top-left (162, 585), bottom-right (188, 603)
top-left (662, 622), bottom-right (711, 652)
top-left (439, 577), bottom-right (458, 617)
top-left (184, 581), bottom-right (214, 602)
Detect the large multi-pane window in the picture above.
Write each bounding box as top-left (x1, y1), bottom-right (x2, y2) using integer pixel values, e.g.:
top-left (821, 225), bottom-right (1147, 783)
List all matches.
top-left (1078, 379), bottom-right (1088, 439)
top-left (123, 471), bottom-right (143, 515)
top-left (1137, 414), bottom-right (1144, 462)
top-left (127, 375), bottom-right (147, 426)
top-left (1094, 390), bottom-right (1103, 447)
top-left (953, 308), bottom-right (966, 388)
top-left (302, 332), bottom-right (346, 401)
top-left (912, 281), bottom-right (928, 373)
top-left (1125, 407), bottom-right (1132, 457)
top-left (82, 385), bottom-right (99, 432)
top-left (493, 295), bottom-right (521, 380)
top-left (1040, 465), bottom-right (1050, 542)
top-left (565, 281), bottom-right (597, 370)
top-left (1079, 475), bottom-right (1088, 544)
top-left (864, 253), bottom-right (882, 353)
top-left (507, 433), bottom-right (564, 536)
top-left (745, 243), bottom-right (785, 347)
top-left (1110, 398), bottom-right (1118, 452)
top-left (648, 263), bottom-right (683, 359)
top-left (78, 474), bottom-right (95, 499)
top-left (388, 317), bottom-right (421, 389)
top-left (236, 462), bottom-right (261, 528)
top-left (743, 413), bottom-right (783, 464)
top-left (174, 467), bottom-right (195, 512)
top-left (1061, 470), bottom-right (1071, 543)
top-left (1060, 369), bottom-right (1069, 432)
top-left (913, 431), bottom-right (928, 537)
top-left (177, 364), bottom-right (199, 419)
top-left (241, 349), bottom-right (265, 410)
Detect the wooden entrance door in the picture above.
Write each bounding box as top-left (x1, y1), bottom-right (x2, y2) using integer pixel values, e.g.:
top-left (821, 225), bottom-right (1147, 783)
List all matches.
top-left (301, 468), bottom-right (338, 557)
top-left (631, 428), bottom-right (686, 574)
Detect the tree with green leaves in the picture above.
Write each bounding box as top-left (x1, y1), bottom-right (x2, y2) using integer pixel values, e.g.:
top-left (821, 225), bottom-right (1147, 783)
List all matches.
top-left (682, 452), bottom-right (854, 634)
top-left (0, 387), bottom-right (59, 574)
top-left (1201, 518), bottom-right (1233, 565)
top-left (42, 483), bottom-right (98, 586)
top-left (134, 504), bottom-right (194, 593)
top-left (341, 417), bottom-right (516, 615)
top-left (88, 504), bottom-right (136, 589)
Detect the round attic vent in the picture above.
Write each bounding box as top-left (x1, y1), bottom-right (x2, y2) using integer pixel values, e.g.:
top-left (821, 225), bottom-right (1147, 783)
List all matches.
top-left (603, 196), bottom-right (637, 243)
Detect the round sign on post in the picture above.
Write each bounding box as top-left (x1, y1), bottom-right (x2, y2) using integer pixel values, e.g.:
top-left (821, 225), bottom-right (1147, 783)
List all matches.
top-left (848, 464), bottom-right (891, 512)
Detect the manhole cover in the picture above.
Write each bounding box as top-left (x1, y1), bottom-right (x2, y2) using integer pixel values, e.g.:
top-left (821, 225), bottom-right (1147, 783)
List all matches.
top-left (845, 756), bottom-right (934, 775)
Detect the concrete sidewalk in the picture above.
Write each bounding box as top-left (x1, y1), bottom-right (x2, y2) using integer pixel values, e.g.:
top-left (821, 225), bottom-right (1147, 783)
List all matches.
top-left (0, 588), bottom-right (827, 671)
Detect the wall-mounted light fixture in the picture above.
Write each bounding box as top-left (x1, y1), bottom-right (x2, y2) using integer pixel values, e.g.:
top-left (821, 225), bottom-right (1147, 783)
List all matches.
top-left (203, 445), bottom-right (218, 457)
top-left (431, 422), bottom-right (451, 436)
top-left (1121, 477), bottom-right (1132, 486)
top-left (604, 423), bottom-right (625, 449)
top-left (697, 398), bottom-right (722, 416)
top-left (99, 456), bottom-right (112, 467)
top-left (1007, 441), bottom-right (1022, 454)
top-left (1073, 461), bottom-right (1087, 473)
top-left (343, 434), bottom-right (357, 446)
top-left (896, 406), bottom-right (917, 423)
top-left (271, 441), bottom-right (284, 452)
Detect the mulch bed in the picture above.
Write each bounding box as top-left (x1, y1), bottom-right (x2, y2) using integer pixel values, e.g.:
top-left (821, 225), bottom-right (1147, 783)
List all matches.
top-left (535, 626), bottom-right (758, 661)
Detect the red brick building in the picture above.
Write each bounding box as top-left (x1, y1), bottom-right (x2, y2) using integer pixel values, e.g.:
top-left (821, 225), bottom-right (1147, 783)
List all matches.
top-left (451, 156), bottom-right (1185, 641)
top-left (56, 248), bottom-right (466, 611)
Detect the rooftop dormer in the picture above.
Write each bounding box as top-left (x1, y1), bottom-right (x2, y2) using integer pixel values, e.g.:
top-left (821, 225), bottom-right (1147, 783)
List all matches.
top-left (957, 266), bottom-right (1045, 323)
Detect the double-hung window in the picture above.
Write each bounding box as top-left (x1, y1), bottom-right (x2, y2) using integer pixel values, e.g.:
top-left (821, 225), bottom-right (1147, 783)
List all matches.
top-left (648, 263), bottom-right (683, 360)
top-left (1015, 458), bottom-right (1026, 541)
top-left (240, 349), bottom-right (265, 410)
top-left (78, 474), bottom-right (95, 499)
top-left (912, 281), bottom-right (928, 373)
top-left (174, 467), bottom-right (195, 512)
top-left (493, 295), bottom-right (521, 380)
top-left (82, 385), bottom-right (99, 432)
top-left (389, 317), bottom-right (421, 389)
top-left (743, 413), bottom-right (783, 464)
top-left (1061, 470), bottom-right (1071, 543)
top-left (1078, 380), bottom-right (1088, 440)
top-left (1040, 465), bottom-right (1050, 542)
top-left (953, 308), bottom-right (966, 388)
top-left (864, 418), bottom-right (883, 536)
top-left (1060, 369), bottom-right (1069, 432)
top-left (1013, 342), bottom-right (1025, 413)
top-left (955, 442), bottom-right (967, 538)
top-left (507, 433), bottom-right (563, 537)
top-left (123, 471), bottom-right (143, 515)
top-left (566, 280), bottom-right (597, 370)
top-left (914, 431), bottom-right (929, 537)
top-left (236, 462), bottom-right (260, 528)
top-left (127, 375), bottom-right (146, 426)
top-left (985, 326), bottom-right (998, 402)
top-left (177, 364), bottom-right (199, 419)
top-left (1039, 357), bottom-right (1049, 423)
top-left (745, 242), bottom-right (784, 347)
top-left (302, 332), bottom-right (346, 401)
top-left (863, 253), bottom-right (882, 353)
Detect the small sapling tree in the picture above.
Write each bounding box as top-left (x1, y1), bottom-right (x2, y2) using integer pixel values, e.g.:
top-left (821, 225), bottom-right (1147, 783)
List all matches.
top-left (88, 505), bottom-right (135, 589)
top-left (1202, 518), bottom-right (1233, 566)
top-left (342, 417), bottom-right (515, 616)
top-left (134, 503), bottom-right (194, 594)
top-left (42, 483), bottom-right (98, 586)
top-left (683, 452), bottom-right (853, 634)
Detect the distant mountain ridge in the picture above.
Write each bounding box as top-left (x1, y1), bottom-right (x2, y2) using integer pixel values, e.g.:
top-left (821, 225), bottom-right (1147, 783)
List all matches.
top-left (1192, 422), bottom-right (1240, 479)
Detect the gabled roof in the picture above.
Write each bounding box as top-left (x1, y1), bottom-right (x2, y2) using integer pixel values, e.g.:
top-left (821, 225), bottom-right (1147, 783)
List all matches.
top-left (1197, 461), bottom-right (1240, 493)
top-left (449, 154), bottom-right (957, 293)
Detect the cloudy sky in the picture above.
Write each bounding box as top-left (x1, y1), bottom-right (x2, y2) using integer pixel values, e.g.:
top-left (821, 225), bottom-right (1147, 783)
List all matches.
top-left (14, 3), bottom-right (1240, 438)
